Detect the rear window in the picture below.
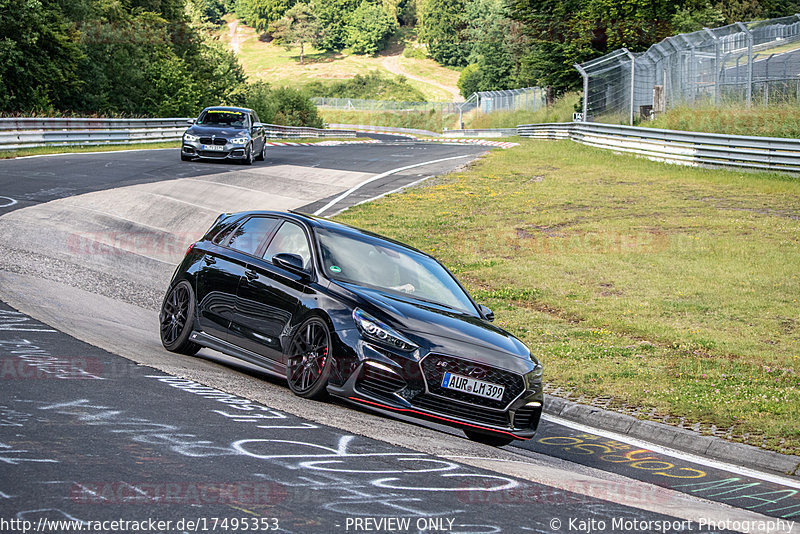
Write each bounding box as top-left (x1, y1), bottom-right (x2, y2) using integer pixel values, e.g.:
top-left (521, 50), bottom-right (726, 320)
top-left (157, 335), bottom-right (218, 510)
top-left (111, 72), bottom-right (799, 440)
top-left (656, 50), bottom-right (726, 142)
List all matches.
top-left (225, 217), bottom-right (279, 256)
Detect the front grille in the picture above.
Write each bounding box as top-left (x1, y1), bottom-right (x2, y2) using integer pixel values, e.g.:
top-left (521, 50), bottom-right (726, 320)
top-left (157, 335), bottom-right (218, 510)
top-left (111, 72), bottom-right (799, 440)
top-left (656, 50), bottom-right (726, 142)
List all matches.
top-left (198, 150), bottom-right (228, 158)
top-left (356, 364), bottom-right (407, 399)
top-left (513, 405), bottom-right (541, 430)
top-left (411, 394), bottom-right (510, 427)
top-left (420, 354), bottom-right (525, 409)
top-left (199, 137), bottom-right (227, 145)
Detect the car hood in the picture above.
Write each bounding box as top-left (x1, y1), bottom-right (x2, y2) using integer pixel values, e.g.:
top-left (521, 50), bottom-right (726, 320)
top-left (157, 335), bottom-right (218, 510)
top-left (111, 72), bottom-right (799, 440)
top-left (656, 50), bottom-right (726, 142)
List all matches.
top-left (337, 282), bottom-right (532, 361)
top-left (186, 125), bottom-right (248, 137)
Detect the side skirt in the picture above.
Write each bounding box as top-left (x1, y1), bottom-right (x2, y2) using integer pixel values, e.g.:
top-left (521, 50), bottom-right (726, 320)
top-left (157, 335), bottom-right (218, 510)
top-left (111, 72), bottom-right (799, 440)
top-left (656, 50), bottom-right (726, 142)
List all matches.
top-left (189, 330), bottom-right (287, 379)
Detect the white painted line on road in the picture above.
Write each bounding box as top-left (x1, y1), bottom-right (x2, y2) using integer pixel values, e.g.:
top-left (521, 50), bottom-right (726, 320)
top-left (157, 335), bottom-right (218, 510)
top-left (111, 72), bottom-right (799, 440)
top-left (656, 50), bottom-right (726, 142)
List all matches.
top-left (313, 155), bottom-right (473, 216)
top-left (542, 413), bottom-right (800, 489)
top-left (329, 175), bottom-right (434, 217)
top-left (0, 196), bottom-right (17, 208)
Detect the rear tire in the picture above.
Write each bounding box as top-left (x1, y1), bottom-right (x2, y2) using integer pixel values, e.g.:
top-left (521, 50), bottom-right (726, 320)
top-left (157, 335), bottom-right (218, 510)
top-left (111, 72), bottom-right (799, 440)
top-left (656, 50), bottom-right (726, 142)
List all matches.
top-left (463, 429), bottom-right (514, 447)
top-left (286, 317), bottom-right (332, 400)
top-left (159, 280), bottom-right (201, 356)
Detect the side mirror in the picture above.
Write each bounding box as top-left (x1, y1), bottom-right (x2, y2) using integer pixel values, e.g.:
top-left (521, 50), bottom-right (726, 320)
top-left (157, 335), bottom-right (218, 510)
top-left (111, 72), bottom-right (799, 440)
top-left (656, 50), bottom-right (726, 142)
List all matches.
top-left (273, 253), bottom-right (305, 274)
top-left (479, 304), bottom-right (494, 322)
top-left (186, 118), bottom-right (195, 125)
top-left (252, 122), bottom-right (264, 128)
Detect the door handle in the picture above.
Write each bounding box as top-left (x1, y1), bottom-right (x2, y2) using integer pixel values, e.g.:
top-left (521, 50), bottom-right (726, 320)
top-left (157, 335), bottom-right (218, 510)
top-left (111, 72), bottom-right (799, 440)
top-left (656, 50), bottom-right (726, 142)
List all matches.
top-left (203, 256), bottom-right (216, 265)
top-left (245, 269), bottom-right (259, 281)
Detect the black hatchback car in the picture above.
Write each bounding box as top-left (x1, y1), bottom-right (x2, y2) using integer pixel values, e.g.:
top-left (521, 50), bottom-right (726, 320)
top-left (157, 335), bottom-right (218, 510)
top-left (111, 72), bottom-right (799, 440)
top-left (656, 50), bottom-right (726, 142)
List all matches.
top-left (181, 106), bottom-right (267, 164)
top-left (159, 211), bottom-right (543, 446)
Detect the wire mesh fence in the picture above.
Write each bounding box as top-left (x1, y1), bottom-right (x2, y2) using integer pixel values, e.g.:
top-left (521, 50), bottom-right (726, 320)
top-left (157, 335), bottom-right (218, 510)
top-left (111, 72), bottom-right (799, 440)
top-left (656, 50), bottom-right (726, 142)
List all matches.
top-left (312, 87), bottom-right (545, 116)
top-left (576, 14), bottom-right (800, 124)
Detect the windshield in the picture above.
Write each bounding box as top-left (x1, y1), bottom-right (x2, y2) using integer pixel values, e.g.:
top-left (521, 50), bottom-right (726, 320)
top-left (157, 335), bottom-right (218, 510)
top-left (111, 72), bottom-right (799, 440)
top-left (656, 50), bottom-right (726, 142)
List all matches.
top-left (196, 110), bottom-right (247, 128)
top-left (316, 227), bottom-right (478, 314)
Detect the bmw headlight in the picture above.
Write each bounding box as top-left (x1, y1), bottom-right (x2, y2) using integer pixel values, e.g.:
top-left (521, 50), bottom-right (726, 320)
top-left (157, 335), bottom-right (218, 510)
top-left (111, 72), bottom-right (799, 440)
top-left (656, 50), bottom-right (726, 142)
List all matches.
top-left (229, 137), bottom-right (248, 145)
top-left (353, 308), bottom-right (417, 352)
top-left (184, 132), bottom-right (199, 142)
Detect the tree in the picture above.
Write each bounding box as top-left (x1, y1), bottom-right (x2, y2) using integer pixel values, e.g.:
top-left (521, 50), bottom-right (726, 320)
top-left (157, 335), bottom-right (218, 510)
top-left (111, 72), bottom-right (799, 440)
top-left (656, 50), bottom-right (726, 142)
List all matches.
top-left (271, 3), bottom-right (320, 64)
top-left (236, 0), bottom-right (295, 32)
top-left (0, 0), bottom-right (83, 111)
top-left (346, 1), bottom-right (398, 55)
top-left (417, 0), bottom-right (469, 66)
top-left (311, 0), bottom-right (360, 51)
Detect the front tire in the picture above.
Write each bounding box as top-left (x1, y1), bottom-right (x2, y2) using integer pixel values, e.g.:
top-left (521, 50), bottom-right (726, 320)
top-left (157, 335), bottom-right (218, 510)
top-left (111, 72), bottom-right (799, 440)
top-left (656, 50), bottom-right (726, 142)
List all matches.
top-left (159, 280), bottom-right (200, 356)
top-left (255, 142), bottom-right (266, 161)
top-left (180, 154), bottom-right (192, 161)
top-left (286, 317), bottom-right (332, 399)
top-left (463, 429), bottom-right (514, 447)
top-left (242, 144), bottom-right (254, 165)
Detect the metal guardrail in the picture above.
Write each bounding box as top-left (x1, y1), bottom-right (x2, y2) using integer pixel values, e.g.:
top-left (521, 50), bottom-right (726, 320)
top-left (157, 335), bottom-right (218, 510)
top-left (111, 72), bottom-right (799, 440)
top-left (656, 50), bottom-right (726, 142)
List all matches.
top-left (0, 117), bottom-right (356, 150)
top-left (443, 128), bottom-right (518, 138)
top-left (518, 122), bottom-right (800, 173)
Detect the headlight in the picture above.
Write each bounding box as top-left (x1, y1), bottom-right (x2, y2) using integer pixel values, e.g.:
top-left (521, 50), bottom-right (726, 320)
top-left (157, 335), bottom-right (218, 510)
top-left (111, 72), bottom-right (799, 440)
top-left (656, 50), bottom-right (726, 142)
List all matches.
top-left (353, 308), bottom-right (417, 352)
top-left (184, 133), bottom-right (199, 142)
top-left (229, 137), bottom-right (248, 145)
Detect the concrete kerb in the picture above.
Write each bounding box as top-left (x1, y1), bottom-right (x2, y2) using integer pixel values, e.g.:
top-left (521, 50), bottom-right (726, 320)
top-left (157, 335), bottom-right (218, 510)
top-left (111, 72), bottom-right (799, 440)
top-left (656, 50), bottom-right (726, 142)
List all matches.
top-left (544, 393), bottom-right (800, 479)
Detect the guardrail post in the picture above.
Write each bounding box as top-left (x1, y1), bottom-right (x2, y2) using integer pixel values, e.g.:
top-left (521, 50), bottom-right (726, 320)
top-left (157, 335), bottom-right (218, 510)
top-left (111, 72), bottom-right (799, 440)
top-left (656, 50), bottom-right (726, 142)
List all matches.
top-left (574, 63), bottom-right (589, 122)
top-left (736, 22), bottom-right (753, 107)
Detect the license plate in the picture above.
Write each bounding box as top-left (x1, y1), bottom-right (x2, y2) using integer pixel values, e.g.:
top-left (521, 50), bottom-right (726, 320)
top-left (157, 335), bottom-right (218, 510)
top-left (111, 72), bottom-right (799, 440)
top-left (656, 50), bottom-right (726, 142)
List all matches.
top-left (201, 144), bottom-right (224, 151)
top-left (441, 372), bottom-right (505, 401)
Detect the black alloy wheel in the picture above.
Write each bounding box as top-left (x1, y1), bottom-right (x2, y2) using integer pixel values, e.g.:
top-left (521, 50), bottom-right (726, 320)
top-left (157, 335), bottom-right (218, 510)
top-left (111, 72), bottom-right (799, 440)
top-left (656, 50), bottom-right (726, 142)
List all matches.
top-left (463, 429), bottom-right (514, 447)
top-left (243, 143), bottom-right (254, 165)
top-left (286, 317), bottom-right (332, 399)
top-left (159, 280), bottom-right (200, 355)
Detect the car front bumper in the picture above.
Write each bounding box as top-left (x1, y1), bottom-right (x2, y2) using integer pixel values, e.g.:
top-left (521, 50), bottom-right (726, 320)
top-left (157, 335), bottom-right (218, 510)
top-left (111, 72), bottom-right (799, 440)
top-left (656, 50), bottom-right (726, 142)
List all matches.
top-left (327, 337), bottom-right (544, 441)
top-left (181, 140), bottom-right (249, 161)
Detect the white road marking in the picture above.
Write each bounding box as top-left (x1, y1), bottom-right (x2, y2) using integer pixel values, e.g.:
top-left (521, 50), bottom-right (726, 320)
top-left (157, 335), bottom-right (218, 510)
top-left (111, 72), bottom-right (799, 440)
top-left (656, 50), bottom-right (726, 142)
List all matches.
top-left (542, 413), bottom-right (800, 489)
top-left (313, 155), bottom-right (473, 215)
top-left (330, 175), bottom-right (434, 216)
top-left (0, 196), bottom-right (17, 208)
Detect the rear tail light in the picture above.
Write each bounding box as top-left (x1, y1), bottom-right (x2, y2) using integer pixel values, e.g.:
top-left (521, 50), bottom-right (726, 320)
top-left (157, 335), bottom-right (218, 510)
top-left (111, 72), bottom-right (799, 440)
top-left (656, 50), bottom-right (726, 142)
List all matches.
top-left (185, 242), bottom-right (196, 256)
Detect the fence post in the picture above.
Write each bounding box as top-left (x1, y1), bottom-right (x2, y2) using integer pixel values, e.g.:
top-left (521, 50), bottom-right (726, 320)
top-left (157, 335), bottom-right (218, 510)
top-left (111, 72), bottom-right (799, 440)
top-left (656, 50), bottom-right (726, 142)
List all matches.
top-left (574, 63), bottom-right (589, 121)
top-left (623, 48), bottom-right (636, 125)
top-left (736, 22), bottom-right (753, 107)
top-left (704, 28), bottom-right (720, 106)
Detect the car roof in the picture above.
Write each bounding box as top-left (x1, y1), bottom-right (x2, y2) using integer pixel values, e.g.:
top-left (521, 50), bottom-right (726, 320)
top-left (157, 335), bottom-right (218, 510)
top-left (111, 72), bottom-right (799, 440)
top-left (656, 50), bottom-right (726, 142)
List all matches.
top-left (200, 106), bottom-right (253, 114)
top-left (222, 210), bottom-right (429, 257)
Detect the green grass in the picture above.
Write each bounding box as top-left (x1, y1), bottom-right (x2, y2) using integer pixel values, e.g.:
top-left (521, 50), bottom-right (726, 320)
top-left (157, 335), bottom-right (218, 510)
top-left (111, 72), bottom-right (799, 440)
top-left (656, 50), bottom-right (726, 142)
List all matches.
top-left (648, 104), bottom-right (800, 138)
top-left (0, 141), bottom-right (181, 159)
top-left (466, 93), bottom-right (580, 129)
top-left (320, 109), bottom-right (459, 132)
top-left (334, 140), bottom-right (800, 454)
top-left (224, 18), bottom-right (458, 102)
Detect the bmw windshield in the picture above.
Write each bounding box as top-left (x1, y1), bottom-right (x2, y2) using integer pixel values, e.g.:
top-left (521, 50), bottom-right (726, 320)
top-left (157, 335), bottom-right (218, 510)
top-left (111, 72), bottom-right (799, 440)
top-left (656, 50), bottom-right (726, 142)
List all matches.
top-left (315, 227), bottom-right (478, 314)
top-left (196, 110), bottom-right (247, 128)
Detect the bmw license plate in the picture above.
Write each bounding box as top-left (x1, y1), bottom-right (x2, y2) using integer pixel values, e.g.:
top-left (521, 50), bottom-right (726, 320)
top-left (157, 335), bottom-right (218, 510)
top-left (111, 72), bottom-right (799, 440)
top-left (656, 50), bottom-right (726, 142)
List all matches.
top-left (441, 372), bottom-right (504, 401)
top-left (201, 144), bottom-right (224, 151)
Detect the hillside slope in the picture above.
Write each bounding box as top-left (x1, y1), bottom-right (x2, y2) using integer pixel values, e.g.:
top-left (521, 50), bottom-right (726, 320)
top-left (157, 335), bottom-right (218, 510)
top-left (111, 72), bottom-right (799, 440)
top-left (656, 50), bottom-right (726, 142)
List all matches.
top-left (219, 18), bottom-right (462, 102)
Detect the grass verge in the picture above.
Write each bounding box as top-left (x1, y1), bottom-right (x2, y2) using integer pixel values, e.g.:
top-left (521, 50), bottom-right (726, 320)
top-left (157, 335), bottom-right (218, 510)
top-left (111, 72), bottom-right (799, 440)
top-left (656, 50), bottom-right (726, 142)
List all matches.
top-left (647, 104), bottom-right (800, 138)
top-left (320, 110), bottom-right (458, 132)
top-left (466, 93), bottom-right (580, 129)
top-left (0, 141), bottom-right (181, 159)
top-left (334, 139), bottom-right (800, 454)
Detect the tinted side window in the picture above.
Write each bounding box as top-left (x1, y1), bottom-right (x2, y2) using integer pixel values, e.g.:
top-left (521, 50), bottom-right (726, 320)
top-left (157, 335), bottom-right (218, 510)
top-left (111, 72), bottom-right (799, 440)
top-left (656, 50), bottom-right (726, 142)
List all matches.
top-left (263, 222), bottom-right (312, 270)
top-left (226, 217), bottom-right (279, 256)
top-left (252, 111), bottom-right (260, 124)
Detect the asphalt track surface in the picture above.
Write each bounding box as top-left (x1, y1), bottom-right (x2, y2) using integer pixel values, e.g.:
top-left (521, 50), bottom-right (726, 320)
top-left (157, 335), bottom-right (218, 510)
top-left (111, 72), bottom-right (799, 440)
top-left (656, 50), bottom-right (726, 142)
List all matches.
top-left (0, 143), bottom-right (797, 533)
